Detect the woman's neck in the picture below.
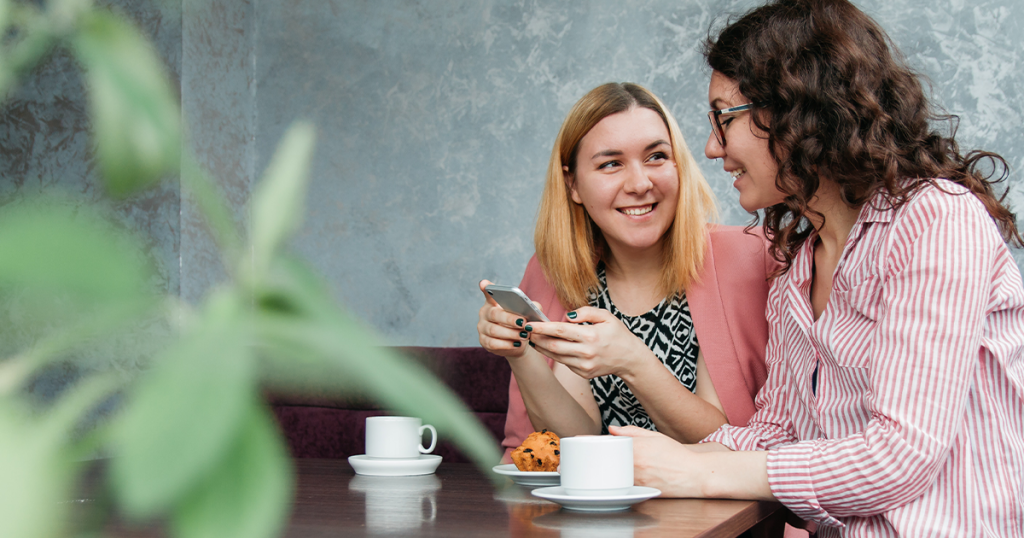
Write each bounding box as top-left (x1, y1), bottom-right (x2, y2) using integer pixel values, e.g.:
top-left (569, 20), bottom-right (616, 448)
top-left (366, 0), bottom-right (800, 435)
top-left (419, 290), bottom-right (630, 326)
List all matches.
top-left (807, 180), bottom-right (860, 255)
top-left (806, 179), bottom-right (861, 321)
top-left (602, 243), bottom-right (666, 317)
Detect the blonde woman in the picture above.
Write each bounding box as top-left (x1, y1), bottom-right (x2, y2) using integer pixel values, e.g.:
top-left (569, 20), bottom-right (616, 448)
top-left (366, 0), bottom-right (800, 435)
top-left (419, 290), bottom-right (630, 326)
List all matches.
top-left (477, 83), bottom-right (777, 459)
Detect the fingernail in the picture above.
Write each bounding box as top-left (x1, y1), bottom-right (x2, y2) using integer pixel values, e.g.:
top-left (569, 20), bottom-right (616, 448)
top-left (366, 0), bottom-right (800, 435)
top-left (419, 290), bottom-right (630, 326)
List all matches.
top-left (528, 341), bottom-right (535, 348)
top-left (513, 341), bottom-right (521, 348)
top-left (519, 331), bottom-right (528, 338)
top-left (567, 311), bottom-right (577, 320)
top-left (516, 318), bottom-right (524, 327)
top-left (525, 325), bottom-right (533, 332)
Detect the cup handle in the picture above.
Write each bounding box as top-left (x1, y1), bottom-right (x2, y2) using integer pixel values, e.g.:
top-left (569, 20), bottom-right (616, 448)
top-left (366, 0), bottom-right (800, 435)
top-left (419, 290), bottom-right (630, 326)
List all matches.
top-left (419, 424), bottom-right (437, 454)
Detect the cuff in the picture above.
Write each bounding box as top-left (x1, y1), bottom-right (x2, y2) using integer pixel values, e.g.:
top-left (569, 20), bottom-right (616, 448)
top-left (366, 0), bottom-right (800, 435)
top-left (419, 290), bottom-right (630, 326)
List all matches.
top-left (767, 442), bottom-right (844, 529)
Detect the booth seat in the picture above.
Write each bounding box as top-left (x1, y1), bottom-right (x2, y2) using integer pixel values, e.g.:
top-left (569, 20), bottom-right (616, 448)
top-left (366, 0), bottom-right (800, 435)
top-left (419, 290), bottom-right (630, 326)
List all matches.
top-left (270, 346), bottom-right (510, 463)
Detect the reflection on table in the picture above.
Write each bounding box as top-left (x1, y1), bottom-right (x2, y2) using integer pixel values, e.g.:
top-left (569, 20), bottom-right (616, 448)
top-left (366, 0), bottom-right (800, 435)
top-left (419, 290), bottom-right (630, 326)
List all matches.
top-left (284, 459), bottom-right (786, 538)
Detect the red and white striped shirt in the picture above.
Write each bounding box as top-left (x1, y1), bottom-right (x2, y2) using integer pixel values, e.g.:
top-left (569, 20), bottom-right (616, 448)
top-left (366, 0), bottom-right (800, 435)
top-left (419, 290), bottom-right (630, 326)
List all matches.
top-left (705, 180), bottom-right (1024, 537)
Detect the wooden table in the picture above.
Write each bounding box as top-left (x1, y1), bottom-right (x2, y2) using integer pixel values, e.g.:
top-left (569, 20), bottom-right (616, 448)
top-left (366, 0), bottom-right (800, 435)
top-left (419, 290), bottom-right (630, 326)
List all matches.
top-left (285, 458), bottom-right (787, 537)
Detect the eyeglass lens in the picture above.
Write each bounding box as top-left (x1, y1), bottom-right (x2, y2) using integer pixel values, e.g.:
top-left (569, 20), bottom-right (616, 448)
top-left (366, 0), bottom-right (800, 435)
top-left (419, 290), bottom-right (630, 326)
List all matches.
top-left (708, 111), bottom-right (726, 147)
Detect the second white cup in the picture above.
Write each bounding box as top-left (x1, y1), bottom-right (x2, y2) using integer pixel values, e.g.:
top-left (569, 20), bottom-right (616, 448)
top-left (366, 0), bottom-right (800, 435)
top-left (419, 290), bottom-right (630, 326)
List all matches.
top-left (559, 436), bottom-right (633, 496)
top-left (365, 416), bottom-right (437, 459)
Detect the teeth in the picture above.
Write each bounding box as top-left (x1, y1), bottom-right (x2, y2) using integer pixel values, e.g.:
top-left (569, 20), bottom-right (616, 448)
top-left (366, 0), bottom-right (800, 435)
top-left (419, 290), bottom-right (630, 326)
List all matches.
top-left (730, 168), bottom-right (746, 179)
top-left (622, 206), bottom-right (653, 216)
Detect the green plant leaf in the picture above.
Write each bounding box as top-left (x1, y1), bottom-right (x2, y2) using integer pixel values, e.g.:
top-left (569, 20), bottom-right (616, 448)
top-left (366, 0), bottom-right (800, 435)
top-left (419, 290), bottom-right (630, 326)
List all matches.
top-left (0, 0), bottom-right (9, 38)
top-left (72, 10), bottom-right (180, 197)
top-left (111, 290), bottom-right (255, 519)
top-left (0, 199), bottom-right (154, 304)
top-left (256, 258), bottom-right (503, 473)
top-left (0, 374), bottom-right (119, 538)
top-left (171, 402), bottom-right (293, 538)
top-left (247, 122), bottom-right (316, 283)
top-left (0, 400), bottom-right (73, 538)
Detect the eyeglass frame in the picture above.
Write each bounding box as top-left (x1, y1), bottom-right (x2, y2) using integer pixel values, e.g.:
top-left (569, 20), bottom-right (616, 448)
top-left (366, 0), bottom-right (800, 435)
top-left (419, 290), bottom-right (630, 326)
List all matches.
top-left (707, 103), bottom-right (763, 147)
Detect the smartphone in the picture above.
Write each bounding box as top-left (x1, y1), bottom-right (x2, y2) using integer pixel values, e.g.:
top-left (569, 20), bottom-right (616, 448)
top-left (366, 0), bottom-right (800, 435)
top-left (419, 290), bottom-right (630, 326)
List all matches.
top-left (484, 284), bottom-right (550, 322)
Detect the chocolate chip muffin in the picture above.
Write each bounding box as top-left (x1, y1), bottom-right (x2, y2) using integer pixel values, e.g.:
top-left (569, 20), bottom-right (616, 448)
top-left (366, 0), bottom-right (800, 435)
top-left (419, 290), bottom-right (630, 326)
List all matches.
top-left (510, 430), bottom-right (560, 472)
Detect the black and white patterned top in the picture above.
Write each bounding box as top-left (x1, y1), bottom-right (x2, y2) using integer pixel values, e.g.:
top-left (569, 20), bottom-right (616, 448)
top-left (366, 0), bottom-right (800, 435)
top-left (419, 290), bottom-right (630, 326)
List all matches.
top-left (588, 264), bottom-right (700, 433)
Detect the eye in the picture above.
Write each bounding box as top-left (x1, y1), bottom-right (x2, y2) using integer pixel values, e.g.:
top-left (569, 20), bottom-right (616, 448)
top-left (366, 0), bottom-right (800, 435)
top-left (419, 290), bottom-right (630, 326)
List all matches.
top-left (597, 160), bottom-right (621, 170)
top-left (646, 151), bottom-right (668, 164)
top-left (720, 116), bottom-right (736, 128)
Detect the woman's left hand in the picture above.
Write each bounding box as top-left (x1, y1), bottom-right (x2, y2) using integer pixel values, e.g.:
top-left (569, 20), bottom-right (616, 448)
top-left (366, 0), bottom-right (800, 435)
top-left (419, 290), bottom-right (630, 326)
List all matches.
top-left (525, 306), bottom-right (654, 380)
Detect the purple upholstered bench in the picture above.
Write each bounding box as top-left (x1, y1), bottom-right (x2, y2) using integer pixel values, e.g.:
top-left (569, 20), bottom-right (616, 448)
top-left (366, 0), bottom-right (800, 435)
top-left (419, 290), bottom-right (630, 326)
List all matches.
top-left (270, 346), bottom-right (510, 463)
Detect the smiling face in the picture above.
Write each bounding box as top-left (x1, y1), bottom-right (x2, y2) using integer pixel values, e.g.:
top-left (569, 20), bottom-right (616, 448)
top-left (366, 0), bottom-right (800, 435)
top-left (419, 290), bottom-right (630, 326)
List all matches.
top-left (567, 106), bottom-right (679, 260)
top-left (704, 71), bottom-right (785, 212)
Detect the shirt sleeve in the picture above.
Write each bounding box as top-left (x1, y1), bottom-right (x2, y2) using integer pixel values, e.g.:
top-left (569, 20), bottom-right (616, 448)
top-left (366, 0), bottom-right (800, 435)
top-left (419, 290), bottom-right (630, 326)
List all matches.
top-left (766, 190), bottom-right (998, 525)
top-left (703, 274), bottom-right (800, 450)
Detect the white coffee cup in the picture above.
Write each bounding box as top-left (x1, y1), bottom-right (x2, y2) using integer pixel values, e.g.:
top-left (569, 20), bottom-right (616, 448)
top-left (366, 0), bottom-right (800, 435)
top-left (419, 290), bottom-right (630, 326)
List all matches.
top-left (559, 436), bottom-right (633, 496)
top-left (365, 416), bottom-right (437, 459)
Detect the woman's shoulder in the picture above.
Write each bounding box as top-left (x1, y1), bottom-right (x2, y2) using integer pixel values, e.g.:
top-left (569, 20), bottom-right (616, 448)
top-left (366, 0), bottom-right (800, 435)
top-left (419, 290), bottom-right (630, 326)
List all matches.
top-left (706, 223), bottom-right (767, 246)
top-left (894, 178), bottom-right (988, 217)
top-left (879, 179), bottom-right (996, 237)
top-left (704, 224), bottom-right (777, 277)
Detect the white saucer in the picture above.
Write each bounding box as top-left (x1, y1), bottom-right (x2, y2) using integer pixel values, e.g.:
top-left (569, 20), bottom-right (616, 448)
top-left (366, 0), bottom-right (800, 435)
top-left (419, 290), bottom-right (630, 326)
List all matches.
top-left (492, 464), bottom-right (560, 487)
top-left (348, 454), bottom-right (442, 477)
top-left (531, 486), bottom-right (661, 512)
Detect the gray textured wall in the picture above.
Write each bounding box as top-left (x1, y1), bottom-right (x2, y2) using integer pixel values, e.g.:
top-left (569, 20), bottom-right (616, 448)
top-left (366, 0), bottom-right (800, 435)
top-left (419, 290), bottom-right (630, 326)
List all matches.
top-left (4, 0), bottom-right (1023, 368)
top-left (255, 0), bottom-right (1024, 346)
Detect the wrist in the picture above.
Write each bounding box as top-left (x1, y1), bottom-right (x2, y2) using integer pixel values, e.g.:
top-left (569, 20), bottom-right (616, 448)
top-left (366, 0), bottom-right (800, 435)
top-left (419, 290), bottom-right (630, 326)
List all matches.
top-left (616, 346), bottom-right (660, 385)
top-left (698, 450), bottom-right (773, 500)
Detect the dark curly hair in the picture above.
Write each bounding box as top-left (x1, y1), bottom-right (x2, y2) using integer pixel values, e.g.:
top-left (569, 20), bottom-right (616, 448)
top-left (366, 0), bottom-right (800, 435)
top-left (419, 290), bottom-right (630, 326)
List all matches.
top-left (703, 0), bottom-right (1022, 272)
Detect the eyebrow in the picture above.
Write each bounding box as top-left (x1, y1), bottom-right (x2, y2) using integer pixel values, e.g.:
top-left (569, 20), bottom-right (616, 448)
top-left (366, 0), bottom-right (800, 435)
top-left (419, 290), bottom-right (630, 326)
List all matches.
top-left (710, 98), bottom-right (731, 110)
top-left (590, 139), bottom-right (670, 161)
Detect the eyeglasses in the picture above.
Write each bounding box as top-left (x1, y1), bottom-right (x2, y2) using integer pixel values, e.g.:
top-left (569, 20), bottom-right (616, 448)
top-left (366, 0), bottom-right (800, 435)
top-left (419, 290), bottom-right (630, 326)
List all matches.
top-left (707, 103), bottom-right (757, 147)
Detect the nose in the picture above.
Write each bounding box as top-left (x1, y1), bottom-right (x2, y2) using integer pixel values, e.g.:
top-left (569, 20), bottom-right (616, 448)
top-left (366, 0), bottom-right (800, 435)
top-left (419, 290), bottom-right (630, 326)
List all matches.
top-left (623, 162), bottom-right (653, 194)
top-left (705, 130), bottom-right (725, 160)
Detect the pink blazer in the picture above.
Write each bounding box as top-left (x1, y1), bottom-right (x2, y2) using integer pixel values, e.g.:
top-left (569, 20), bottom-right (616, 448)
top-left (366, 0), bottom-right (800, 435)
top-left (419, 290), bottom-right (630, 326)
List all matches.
top-left (502, 225), bottom-right (779, 457)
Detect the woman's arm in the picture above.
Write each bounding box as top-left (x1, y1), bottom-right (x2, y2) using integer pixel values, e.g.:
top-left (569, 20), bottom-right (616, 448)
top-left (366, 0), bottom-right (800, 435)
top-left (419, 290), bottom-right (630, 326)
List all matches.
top-left (528, 307), bottom-right (728, 443)
top-left (611, 426), bottom-right (774, 500)
top-left (478, 279), bottom-right (602, 437)
top-left (619, 350), bottom-right (728, 443)
top-left (513, 351), bottom-right (602, 436)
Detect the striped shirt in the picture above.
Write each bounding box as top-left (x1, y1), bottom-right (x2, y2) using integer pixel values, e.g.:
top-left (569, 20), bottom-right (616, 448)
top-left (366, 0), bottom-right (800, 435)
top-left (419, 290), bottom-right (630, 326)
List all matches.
top-left (704, 180), bottom-right (1024, 537)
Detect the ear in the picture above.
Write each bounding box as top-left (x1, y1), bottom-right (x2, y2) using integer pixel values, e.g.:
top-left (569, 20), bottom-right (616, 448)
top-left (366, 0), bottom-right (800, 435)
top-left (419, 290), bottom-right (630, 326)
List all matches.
top-left (564, 165), bottom-right (582, 205)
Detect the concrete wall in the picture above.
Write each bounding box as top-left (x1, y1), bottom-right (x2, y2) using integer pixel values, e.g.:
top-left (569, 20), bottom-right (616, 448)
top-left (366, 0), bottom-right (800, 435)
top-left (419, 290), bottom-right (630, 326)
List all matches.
top-left (253, 0), bottom-right (1024, 346)
top-left (3, 0), bottom-right (1022, 367)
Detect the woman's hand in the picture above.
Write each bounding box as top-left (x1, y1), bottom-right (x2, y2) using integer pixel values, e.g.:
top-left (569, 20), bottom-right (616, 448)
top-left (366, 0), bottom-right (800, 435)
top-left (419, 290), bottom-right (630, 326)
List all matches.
top-left (526, 306), bottom-right (653, 379)
top-left (611, 426), bottom-right (772, 501)
top-left (610, 425), bottom-right (704, 497)
top-left (477, 279), bottom-right (532, 358)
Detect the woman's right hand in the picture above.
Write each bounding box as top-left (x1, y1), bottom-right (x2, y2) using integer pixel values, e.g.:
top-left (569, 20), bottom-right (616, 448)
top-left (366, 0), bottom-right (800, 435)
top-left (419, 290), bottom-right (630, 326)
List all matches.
top-left (477, 279), bottom-right (533, 358)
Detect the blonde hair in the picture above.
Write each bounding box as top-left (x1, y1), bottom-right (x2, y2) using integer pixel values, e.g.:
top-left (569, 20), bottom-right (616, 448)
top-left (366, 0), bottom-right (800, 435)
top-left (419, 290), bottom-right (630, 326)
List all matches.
top-left (534, 82), bottom-right (717, 309)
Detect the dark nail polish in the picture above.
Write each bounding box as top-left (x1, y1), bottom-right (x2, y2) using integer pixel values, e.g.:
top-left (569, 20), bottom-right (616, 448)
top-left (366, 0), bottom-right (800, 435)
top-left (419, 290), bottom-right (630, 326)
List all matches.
top-left (567, 311), bottom-right (577, 320)
top-left (516, 318), bottom-right (524, 327)
top-left (525, 325), bottom-right (533, 332)
top-left (513, 341), bottom-right (521, 348)
top-left (528, 341), bottom-right (535, 348)
top-left (520, 331), bottom-right (528, 338)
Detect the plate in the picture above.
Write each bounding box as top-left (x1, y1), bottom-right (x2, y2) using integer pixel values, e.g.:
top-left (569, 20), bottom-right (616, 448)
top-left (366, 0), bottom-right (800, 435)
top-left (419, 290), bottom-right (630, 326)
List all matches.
top-left (492, 464), bottom-right (560, 487)
top-left (531, 486), bottom-right (661, 512)
top-left (348, 454), bottom-right (442, 477)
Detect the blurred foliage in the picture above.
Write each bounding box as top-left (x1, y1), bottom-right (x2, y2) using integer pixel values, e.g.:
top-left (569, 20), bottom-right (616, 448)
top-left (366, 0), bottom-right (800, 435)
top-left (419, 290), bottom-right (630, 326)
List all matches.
top-left (0, 1), bottom-right (502, 537)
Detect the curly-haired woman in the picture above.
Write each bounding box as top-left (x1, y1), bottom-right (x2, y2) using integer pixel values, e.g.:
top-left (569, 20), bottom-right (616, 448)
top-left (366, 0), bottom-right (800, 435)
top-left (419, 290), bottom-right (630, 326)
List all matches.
top-left (613, 1), bottom-right (1024, 537)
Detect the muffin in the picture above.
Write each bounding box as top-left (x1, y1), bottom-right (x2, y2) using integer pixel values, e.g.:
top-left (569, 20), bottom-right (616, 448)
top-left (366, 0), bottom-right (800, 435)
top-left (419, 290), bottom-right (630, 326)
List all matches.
top-left (511, 430), bottom-right (560, 472)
